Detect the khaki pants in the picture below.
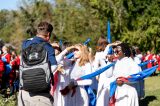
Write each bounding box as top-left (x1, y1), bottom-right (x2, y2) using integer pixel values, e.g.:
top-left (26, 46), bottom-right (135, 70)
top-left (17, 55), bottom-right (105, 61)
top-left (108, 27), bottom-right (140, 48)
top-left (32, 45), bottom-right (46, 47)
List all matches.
top-left (18, 90), bottom-right (53, 106)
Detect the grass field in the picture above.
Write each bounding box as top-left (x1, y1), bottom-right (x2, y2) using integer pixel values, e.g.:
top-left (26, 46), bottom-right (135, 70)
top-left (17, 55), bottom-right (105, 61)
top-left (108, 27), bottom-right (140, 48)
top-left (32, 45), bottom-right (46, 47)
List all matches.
top-left (140, 76), bottom-right (160, 106)
top-left (0, 76), bottom-right (160, 106)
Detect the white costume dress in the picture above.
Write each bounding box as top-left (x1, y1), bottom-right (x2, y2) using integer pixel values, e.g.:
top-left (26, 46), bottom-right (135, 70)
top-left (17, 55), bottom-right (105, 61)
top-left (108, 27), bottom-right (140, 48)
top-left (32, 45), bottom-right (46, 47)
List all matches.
top-left (105, 57), bottom-right (140, 106)
top-left (93, 51), bottom-right (113, 106)
top-left (53, 49), bottom-right (73, 106)
top-left (64, 60), bottom-right (92, 106)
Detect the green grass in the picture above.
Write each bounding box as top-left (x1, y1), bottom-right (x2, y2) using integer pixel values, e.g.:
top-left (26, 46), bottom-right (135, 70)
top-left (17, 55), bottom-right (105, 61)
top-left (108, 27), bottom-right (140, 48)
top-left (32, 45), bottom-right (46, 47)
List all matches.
top-left (140, 76), bottom-right (160, 106)
top-left (0, 76), bottom-right (160, 106)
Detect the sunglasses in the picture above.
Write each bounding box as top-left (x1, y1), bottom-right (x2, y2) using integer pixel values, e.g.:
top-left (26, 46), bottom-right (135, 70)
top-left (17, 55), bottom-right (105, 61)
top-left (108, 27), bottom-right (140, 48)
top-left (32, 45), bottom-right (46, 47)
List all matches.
top-left (114, 50), bottom-right (121, 54)
top-left (73, 48), bottom-right (79, 51)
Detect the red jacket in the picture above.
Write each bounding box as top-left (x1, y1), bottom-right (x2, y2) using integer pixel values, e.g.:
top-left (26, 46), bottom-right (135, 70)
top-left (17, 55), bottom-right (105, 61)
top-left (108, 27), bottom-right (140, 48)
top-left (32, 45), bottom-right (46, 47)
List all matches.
top-left (2, 53), bottom-right (11, 64)
top-left (144, 54), bottom-right (153, 68)
top-left (0, 59), bottom-right (4, 78)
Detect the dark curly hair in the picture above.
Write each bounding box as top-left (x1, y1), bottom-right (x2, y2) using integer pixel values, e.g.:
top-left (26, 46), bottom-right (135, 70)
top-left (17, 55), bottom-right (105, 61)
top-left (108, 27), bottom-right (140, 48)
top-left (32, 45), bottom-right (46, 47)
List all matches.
top-left (116, 43), bottom-right (131, 57)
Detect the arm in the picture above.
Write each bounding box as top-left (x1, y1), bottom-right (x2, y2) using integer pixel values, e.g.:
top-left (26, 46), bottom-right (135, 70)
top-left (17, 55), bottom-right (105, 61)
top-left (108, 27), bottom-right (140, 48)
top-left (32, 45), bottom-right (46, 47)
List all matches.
top-left (75, 79), bottom-right (92, 86)
top-left (56, 46), bottom-right (76, 63)
top-left (56, 49), bottom-right (68, 63)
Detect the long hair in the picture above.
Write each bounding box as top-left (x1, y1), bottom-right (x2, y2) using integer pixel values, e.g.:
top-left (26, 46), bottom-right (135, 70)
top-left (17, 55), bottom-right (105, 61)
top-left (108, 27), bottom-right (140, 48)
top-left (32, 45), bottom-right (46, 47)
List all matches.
top-left (96, 36), bottom-right (108, 52)
top-left (75, 44), bottom-right (90, 66)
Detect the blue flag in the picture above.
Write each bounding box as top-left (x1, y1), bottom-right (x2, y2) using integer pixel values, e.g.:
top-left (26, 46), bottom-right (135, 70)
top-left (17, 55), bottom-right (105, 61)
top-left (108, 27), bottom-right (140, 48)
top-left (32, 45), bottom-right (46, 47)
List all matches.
top-left (107, 20), bottom-right (111, 43)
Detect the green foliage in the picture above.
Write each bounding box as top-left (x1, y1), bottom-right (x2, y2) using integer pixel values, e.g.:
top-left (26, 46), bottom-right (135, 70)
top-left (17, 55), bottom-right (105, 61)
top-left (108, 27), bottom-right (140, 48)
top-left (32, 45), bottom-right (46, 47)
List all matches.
top-left (0, 0), bottom-right (159, 53)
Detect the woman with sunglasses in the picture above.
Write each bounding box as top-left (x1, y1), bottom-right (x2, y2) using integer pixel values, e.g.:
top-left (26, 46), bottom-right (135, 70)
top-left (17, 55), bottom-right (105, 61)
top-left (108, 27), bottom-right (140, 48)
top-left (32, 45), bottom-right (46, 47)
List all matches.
top-left (60, 44), bottom-right (93, 106)
top-left (107, 43), bottom-right (141, 106)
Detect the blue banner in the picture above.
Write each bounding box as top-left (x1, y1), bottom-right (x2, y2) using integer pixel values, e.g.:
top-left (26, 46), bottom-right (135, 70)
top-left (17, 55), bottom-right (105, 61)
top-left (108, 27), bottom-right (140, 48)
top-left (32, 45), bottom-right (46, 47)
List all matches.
top-left (109, 65), bottom-right (158, 98)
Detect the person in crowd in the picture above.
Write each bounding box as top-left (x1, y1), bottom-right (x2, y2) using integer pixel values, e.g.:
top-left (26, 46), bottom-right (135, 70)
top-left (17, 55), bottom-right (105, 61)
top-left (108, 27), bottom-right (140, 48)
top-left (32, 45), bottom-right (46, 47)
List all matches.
top-left (0, 55), bottom-right (4, 90)
top-left (1, 45), bottom-right (11, 94)
top-left (1, 45), bottom-right (11, 64)
top-left (92, 36), bottom-right (114, 106)
top-left (132, 46), bottom-right (142, 64)
top-left (157, 54), bottom-right (160, 73)
top-left (144, 50), bottom-right (153, 68)
top-left (18, 21), bottom-right (57, 106)
top-left (131, 47), bottom-right (144, 99)
top-left (60, 44), bottom-right (93, 106)
top-left (106, 43), bottom-right (140, 106)
top-left (50, 42), bottom-right (75, 106)
top-left (8, 50), bottom-right (20, 95)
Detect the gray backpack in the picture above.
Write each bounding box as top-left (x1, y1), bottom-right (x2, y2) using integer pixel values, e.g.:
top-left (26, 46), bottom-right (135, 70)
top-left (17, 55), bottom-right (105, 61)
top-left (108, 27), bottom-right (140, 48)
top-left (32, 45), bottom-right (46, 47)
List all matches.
top-left (20, 42), bottom-right (52, 93)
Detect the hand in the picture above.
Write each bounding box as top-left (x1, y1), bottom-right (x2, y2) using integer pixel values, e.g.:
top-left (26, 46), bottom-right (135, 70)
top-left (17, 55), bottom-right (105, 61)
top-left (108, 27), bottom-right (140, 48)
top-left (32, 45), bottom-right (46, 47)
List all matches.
top-left (68, 81), bottom-right (76, 89)
top-left (60, 86), bottom-right (70, 96)
top-left (116, 78), bottom-right (124, 86)
top-left (114, 41), bottom-right (121, 45)
top-left (66, 46), bottom-right (75, 52)
top-left (60, 81), bottom-right (77, 96)
top-left (57, 65), bottom-right (64, 73)
top-left (109, 41), bottom-right (121, 47)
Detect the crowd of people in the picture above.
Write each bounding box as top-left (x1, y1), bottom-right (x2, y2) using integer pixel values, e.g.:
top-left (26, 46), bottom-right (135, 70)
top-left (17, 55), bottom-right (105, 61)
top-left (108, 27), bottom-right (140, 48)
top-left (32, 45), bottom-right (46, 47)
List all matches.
top-left (0, 21), bottom-right (160, 106)
top-left (0, 45), bottom-right (20, 97)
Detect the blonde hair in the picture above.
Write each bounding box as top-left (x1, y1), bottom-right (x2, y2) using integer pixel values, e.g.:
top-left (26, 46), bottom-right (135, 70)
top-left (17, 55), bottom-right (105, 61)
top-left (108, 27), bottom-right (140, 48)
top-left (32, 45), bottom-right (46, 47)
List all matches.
top-left (75, 44), bottom-right (91, 66)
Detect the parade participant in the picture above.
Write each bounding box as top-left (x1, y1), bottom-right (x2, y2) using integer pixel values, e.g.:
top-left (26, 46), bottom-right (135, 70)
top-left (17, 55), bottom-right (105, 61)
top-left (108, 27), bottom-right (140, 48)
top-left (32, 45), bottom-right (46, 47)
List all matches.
top-left (144, 51), bottom-right (153, 68)
top-left (1, 45), bottom-right (11, 64)
top-left (131, 47), bottom-right (144, 99)
top-left (51, 42), bottom-right (76, 106)
top-left (60, 44), bottom-right (93, 106)
top-left (8, 50), bottom-right (20, 95)
top-left (1, 45), bottom-right (11, 91)
top-left (92, 36), bottom-right (114, 106)
top-left (0, 56), bottom-right (4, 90)
top-left (107, 43), bottom-right (140, 106)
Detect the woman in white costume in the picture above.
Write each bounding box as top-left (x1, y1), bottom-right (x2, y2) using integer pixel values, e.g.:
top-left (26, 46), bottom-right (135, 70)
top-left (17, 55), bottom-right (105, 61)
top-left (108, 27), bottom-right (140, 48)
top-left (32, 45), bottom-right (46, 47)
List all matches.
top-left (93, 36), bottom-right (114, 106)
top-left (131, 47), bottom-right (144, 99)
top-left (107, 43), bottom-right (140, 106)
top-left (51, 42), bottom-right (75, 106)
top-left (60, 44), bottom-right (93, 106)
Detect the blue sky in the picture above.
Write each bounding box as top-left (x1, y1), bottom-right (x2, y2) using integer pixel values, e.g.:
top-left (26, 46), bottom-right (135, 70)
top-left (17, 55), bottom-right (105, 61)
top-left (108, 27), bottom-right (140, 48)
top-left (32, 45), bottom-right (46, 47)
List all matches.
top-left (0, 0), bottom-right (20, 10)
top-left (0, 0), bottom-right (54, 10)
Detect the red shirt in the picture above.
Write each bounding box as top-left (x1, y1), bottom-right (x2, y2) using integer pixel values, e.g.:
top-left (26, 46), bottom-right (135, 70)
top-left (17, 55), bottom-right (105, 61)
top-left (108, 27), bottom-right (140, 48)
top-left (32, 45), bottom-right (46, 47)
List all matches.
top-left (2, 53), bottom-right (11, 64)
top-left (144, 54), bottom-right (153, 68)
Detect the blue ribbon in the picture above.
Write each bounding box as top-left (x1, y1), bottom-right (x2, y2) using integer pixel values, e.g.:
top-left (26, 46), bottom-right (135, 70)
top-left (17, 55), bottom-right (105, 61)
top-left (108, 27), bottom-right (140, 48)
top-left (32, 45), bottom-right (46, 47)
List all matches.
top-left (59, 39), bottom-right (63, 49)
top-left (78, 62), bottom-right (115, 80)
top-left (1, 57), bottom-right (12, 75)
top-left (83, 38), bottom-right (91, 45)
top-left (138, 60), bottom-right (155, 67)
top-left (84, 86), bottom-right (96, 106)
top-left (109, 65), bottom-right (158, 98)
top-left (66, 38), bottom-right (91, 59)
top-left (77, 62), bottom-right (115, 106)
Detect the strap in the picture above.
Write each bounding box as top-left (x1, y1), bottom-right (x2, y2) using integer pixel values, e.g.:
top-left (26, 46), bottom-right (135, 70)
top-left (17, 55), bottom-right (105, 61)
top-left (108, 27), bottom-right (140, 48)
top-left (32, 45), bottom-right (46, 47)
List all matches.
top-left (20, 90), bottom-right (25, 106)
